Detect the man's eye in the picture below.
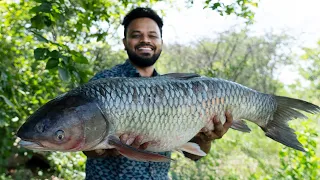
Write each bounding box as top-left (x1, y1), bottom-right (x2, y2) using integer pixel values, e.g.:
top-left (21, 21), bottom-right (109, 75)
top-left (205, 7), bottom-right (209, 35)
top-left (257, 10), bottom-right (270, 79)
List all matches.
top-left (149, 35), bottom-right (158, 39)
top-left (131, 34), bottom-right (140, 38)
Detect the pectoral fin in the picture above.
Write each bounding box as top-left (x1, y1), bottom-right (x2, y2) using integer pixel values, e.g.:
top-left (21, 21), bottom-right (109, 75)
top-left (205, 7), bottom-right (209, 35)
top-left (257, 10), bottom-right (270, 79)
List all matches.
top-left (107, 135), bottom-right (172, 162)
top-left (231, 120), bottom-right (251, 132)
top-left (178, 142), bottom-right (206, 156)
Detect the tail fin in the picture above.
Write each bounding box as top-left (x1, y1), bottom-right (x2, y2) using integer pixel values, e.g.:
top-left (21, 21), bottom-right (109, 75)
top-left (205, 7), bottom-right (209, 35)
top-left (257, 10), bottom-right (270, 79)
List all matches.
top-left (262, 96), bottom-right (320, 152)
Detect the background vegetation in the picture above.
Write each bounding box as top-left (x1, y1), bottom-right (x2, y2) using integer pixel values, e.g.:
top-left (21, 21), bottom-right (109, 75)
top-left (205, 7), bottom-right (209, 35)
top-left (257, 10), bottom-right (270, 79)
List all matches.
top-left (0, 0), bottom-right (319, 179)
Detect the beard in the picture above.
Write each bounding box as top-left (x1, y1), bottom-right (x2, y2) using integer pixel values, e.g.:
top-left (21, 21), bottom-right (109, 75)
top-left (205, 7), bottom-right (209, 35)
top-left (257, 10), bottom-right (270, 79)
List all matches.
top-left (126, 48), bottom-right (162, 67)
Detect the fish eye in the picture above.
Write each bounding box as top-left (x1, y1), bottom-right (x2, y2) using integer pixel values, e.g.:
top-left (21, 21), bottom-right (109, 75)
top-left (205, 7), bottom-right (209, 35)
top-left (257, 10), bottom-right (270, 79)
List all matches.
top-left (55, 130), bottom-right (65, 141)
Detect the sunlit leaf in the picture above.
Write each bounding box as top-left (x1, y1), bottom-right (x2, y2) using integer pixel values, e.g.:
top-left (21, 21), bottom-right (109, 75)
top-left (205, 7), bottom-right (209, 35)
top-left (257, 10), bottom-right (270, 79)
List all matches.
top-left (0, 94), bottom-right (14, 107)
top-left (71, 50), bottom-right (89, 64)
top-left (32, 31), bottom-right (49, 43)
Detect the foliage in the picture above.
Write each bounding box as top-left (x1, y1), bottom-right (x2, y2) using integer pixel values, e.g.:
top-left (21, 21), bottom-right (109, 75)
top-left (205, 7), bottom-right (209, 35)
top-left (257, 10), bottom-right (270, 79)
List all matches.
top-left (28, 0), bottom-right (260, 84)
top-left (169, 123), bottom-right (280, 179)
top-left (0, 0), bottom-right (159, 177)
top-left (157, 29), bottom-right (294, 93)
top-left (188, 0), bottom-right (259, 24)
top-left (47, 152), bottom-right (87, 179)
top-left (27, 0), bottom-right (163, 84)
top-left (0, 0), bottom-right (66, 172)
top-left (1, 0), bottom-right (319, 179)
top-left (297, 41), bottom-right (320, 105)
top-left (276, 120), bottom-right (320, 179)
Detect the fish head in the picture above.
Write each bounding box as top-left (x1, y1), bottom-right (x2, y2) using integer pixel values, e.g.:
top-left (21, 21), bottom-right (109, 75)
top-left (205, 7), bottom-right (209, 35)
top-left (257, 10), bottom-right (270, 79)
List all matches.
top-left (17, 93), bottom-right (108, 151)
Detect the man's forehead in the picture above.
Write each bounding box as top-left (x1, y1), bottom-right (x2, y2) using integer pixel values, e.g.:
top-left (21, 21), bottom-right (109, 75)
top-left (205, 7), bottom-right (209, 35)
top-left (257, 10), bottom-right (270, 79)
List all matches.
top-left (127, 18), bottom-right (160, 33)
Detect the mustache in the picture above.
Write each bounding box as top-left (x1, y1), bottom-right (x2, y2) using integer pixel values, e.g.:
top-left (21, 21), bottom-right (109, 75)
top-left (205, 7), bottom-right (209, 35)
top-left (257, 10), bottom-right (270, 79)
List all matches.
top-left (135, 43), bottom-right (155, 49)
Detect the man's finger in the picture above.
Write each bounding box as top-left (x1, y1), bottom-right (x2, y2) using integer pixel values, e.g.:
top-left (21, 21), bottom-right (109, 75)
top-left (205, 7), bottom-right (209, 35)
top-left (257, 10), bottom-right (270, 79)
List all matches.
top-left (84, 149), bottom-right (120, 158)
top-left (224, 111), bottom-right (233, 129)
top-left (120, 134), bottom-right (129, 144)
top-left (213, 115), bottom-right (224, 138)
top-left (132, 135), bottom-right (143, 148)
top-left (139, 142), bottom-right (149, 150)
top-left (106, 149), bottom-right (120, 157)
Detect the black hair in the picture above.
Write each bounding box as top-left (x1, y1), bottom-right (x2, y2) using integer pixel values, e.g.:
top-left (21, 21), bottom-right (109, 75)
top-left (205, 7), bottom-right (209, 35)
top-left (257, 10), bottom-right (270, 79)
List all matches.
top-left (122, 7), bottom-right (163, 38)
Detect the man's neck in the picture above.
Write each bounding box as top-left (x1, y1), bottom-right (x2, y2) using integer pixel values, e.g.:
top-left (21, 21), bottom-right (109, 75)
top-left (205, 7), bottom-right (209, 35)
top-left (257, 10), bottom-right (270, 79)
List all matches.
top-left (128, 59), bottom-right (155, 77)
top-left (135, 65), bottom-right (154, 77)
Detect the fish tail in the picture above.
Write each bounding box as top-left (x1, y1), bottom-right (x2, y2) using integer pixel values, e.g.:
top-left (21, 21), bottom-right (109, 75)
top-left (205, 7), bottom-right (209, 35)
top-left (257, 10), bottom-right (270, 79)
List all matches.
top-left (262, 96), bottom-right (320, 152)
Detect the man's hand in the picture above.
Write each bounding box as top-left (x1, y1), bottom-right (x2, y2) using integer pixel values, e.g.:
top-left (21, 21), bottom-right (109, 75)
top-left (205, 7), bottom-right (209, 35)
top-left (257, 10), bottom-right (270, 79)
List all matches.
top-left (83, 134), bottom-right (149, 158)
top-left (185, 111), bottom-right (233, 161)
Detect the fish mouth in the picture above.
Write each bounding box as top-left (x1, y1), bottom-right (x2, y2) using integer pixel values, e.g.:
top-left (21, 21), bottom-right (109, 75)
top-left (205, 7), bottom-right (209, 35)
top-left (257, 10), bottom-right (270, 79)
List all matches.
top-left (19, 140), bottom-right (45, 150)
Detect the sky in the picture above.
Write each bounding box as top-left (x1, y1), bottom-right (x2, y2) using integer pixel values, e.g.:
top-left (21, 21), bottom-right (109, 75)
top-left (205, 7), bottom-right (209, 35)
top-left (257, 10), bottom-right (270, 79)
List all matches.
top-left (159, 0), bottom-right (320, 48)
top-left (116, 0), bottom-right (320, 84)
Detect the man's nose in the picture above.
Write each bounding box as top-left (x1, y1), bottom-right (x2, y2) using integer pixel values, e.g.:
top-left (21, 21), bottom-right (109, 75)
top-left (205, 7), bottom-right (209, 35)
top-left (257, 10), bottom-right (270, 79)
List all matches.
top-left (140, 35), bottom-right (151, 43)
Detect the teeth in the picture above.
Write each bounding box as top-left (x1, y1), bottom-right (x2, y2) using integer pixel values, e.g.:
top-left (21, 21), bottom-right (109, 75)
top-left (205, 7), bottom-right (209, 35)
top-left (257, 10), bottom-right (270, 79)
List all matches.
top-left (138, 47), bottom-right (152, 50)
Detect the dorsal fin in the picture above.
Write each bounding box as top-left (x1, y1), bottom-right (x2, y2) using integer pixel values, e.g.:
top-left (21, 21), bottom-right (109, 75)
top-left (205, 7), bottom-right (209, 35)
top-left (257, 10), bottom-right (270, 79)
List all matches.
top-left (161, 73), bottom-right (200, 79)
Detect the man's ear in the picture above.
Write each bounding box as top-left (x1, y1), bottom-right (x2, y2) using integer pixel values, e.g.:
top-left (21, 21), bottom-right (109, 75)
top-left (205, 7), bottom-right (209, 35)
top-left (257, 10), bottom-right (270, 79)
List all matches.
top-left (122, 38), bottom-right (127, 50)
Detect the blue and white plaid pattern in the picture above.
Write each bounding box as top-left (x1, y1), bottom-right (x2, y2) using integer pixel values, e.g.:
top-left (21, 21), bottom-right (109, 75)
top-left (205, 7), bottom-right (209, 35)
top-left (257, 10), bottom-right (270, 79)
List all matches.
top-left (85, 60), bottom-right (171, 180)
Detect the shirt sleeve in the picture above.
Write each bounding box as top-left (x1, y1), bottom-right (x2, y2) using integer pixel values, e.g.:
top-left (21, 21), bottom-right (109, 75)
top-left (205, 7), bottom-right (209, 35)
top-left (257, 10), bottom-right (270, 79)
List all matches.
top-left (89, 69), bottom-right (117, 81)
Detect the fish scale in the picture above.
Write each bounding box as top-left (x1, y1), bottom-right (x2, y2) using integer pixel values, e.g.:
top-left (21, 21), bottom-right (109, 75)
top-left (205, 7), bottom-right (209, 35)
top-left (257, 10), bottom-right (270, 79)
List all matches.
top-left (91, 77), bottom-right (239, 151)
top-left (17, 74), bottom-right (320, 156)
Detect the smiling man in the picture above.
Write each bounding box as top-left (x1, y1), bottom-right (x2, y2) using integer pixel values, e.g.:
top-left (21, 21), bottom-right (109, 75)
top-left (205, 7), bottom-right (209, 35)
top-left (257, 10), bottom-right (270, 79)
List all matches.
top-left (84, 7), bottom-right (233, 180)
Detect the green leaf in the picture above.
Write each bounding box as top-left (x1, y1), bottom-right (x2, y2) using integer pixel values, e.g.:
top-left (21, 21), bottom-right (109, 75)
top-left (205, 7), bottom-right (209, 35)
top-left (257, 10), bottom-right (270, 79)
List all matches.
top-left (32, 31), bottom-right (49, 43)
top-left (29, 6), bottom-right (40, 13)
top-left (72, 71), bottom-right (81, 82)
top-left (38, 2), bottom-right (52, 13)
top-left (31, 15), bottom-right (45, 29)
top-left (44, 15), bottom-right (52, 27)
top-left (71, 50), bottom-right (89, 64)
top-left (62, 56), bottom-right (70, 65)
top-left (212, 2), bottom-right (221, 10)
top-left (0, 95), bottom-right (14, 107)
top-left (34, 48), bottom-right (49, 60)
top-left (46, 58), bottom-right (59, 69)
top-left (97, 33), bottom-right (104, 41)
top-left (226, 6), bottom-right (235, 15)
top-left (50, 50), bottom-right (61, 58)
top-left (58, 66), bottom-right (71, 82)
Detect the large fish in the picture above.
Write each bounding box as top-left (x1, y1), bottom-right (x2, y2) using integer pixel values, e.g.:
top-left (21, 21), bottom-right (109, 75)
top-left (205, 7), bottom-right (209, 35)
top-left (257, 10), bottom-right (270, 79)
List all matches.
top-left (17, 73), bottom-right (320, 162)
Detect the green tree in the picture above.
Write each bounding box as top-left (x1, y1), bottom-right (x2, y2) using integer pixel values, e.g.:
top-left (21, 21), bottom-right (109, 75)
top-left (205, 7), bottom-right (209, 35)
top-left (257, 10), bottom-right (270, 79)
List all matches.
top-left (163, 29), bottom-right (296, 179)
top-left (297, 41), bottom-right (320, 105)
top-left (158, 29), bottom-right (294, 93)
top-left (0, 0), bottom-right (262, 178)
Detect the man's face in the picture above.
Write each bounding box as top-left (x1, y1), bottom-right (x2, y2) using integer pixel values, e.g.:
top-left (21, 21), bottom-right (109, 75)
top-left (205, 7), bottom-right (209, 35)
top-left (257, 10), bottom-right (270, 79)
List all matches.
top-left (123, 17), bottom-right (163, 67)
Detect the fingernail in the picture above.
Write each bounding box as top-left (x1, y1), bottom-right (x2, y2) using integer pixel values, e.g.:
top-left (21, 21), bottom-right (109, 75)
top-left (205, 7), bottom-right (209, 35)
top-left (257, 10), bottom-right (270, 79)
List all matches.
top-left (121, 134), bottom-right (128, 143)
top-left (126, 137), bottom-right (134, 145)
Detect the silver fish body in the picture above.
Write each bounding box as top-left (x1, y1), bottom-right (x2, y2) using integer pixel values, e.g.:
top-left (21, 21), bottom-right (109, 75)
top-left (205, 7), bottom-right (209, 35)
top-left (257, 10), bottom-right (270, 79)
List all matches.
top-left (72, 74), bottom-right (318, 152)
top-left (17, 73), bottom-right (320, 157)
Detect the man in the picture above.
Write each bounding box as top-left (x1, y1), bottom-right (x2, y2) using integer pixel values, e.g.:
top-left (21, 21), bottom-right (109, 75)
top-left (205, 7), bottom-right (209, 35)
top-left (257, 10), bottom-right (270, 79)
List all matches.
top-left (84, 7), bottom-right (233, 180)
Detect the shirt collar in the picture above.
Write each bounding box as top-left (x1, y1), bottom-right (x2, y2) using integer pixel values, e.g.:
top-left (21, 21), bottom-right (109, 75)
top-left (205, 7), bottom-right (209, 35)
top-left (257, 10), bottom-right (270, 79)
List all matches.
top-left (124, 59), bottom-right (159, 77)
